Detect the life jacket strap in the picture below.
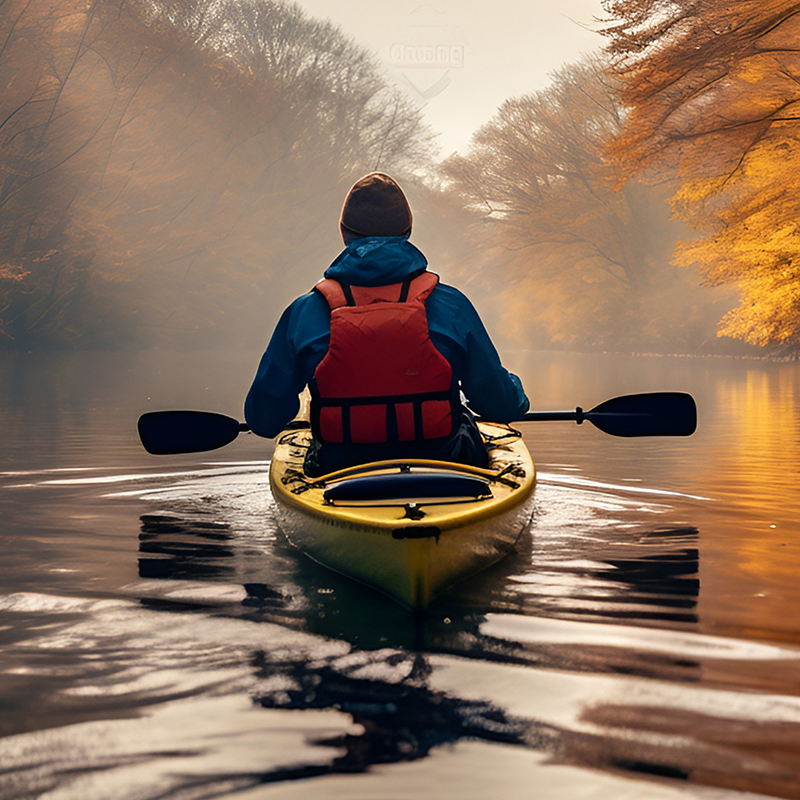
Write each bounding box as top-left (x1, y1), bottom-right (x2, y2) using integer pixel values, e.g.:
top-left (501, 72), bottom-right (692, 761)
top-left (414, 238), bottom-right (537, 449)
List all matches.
top-left (310, 384), bottom-right (459, 445)
top-left (315, 269), bottom-right (432, 309)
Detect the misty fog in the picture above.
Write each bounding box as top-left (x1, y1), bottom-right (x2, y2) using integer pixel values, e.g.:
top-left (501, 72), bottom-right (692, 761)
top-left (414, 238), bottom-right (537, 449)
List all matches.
top-left (0, 0), bottom-right (765, 357)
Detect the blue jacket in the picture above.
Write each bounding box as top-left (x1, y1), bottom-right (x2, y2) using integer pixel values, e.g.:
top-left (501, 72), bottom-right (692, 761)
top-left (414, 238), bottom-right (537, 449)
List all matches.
top-left (245, 236), bottom-right (529, 438)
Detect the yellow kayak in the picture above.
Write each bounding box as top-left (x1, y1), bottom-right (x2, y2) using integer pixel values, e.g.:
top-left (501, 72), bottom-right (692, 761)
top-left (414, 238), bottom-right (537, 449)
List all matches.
top-left (269, 421), bottom-right (536, 609)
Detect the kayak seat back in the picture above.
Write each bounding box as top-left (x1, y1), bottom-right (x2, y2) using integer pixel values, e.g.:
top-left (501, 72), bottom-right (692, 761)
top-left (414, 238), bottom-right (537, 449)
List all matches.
top-left (324, 472), bottom-right (492, 504)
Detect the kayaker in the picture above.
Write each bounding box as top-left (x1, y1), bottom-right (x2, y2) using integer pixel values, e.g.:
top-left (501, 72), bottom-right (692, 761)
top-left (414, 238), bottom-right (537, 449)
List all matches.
top-left (245, 172), bottom-right (529, 476)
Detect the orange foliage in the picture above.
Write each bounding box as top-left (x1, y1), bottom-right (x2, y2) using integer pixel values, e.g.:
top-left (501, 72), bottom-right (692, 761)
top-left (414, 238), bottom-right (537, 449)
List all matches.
top-left (604, 0), bottom-right (800, 353)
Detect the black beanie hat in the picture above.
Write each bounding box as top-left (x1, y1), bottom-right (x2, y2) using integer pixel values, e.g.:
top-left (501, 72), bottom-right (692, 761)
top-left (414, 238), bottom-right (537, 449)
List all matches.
top-left (340, 173), bottom-right (413, 238)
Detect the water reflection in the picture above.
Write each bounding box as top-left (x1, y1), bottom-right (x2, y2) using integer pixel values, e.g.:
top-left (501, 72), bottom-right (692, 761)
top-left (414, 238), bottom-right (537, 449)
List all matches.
top-left (505, 529), bottom-right (699, 625)
top-left (4, 584), bottom-right (800, 799)
top-left (711, 364), bottom-right (800, 518)
top-left (138, 513), bottom-right (236, 581)
top-left (253, 649), bottom-right (529, 772)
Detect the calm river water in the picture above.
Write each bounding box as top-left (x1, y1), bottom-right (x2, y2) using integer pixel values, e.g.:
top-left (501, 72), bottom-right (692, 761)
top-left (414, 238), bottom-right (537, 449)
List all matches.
top-left (2, 349), bottom-right (800, 799)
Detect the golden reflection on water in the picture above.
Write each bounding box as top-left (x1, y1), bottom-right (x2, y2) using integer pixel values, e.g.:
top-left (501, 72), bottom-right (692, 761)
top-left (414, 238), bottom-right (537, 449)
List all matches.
top-left (513, 352), bottom-right (800, 530)
top-left (708, 364), bottom-right (799, 523)
top-left (700, 364), bottom-right (800, 639)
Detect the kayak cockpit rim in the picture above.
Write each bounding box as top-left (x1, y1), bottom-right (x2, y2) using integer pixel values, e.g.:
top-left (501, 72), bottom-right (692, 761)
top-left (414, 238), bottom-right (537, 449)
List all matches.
top-left (322, 469), bottom-right (494, 507)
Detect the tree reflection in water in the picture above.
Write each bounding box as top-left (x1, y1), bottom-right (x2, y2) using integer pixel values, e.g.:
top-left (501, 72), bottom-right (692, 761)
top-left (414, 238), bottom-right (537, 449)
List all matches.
top-left (134, 506), bottom-right (705, 784)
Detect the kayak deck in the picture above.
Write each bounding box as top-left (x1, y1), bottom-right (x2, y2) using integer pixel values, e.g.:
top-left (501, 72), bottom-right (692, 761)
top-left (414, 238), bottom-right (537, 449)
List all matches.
top-left (269, 422), bottom-right (536, 609)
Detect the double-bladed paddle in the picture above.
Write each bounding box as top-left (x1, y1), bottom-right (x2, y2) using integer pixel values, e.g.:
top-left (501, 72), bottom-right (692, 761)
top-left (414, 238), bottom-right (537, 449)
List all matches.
top-left (137, 391), bottom-right (696, 455)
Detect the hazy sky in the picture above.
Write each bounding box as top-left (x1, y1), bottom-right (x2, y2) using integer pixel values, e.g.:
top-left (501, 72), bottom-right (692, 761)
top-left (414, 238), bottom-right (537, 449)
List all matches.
top-left (293, 0), bottom-right (606, 156)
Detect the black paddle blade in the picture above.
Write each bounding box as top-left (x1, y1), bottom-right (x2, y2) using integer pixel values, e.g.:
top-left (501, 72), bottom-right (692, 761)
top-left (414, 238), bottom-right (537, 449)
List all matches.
top-left (586, 392), bottom-right (697, 437)
top-left (138, 410), bottom-right (244, 455)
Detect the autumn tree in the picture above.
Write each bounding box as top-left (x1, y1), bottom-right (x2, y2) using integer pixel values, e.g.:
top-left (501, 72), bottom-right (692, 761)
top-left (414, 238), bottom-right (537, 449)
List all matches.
top-left (603, 0), bottom-right (800, 354)
top-left (441, 56), bottom-right (719, 352)
top-left (0, 0), bottom-right (436, 348)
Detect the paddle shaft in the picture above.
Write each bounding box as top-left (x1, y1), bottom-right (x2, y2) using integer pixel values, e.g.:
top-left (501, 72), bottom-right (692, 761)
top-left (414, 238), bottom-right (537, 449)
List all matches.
top-left (522, 410), bottom-right (585, 423)
top-left (521, 409), bottom-right (653, 423)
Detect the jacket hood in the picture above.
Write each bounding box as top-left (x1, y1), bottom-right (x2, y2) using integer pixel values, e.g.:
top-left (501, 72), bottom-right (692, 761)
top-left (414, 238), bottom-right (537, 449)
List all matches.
top-left (324, 236), bottom-right (427, 286)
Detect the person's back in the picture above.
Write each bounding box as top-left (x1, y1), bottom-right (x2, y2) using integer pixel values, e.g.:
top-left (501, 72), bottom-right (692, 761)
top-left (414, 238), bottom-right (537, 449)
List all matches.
top-left (245, 173), bottom-right (529, 475)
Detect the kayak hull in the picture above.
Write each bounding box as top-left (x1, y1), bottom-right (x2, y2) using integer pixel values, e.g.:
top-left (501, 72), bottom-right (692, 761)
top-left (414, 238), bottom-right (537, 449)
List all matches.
top-left (269, 422), bottom-right (535, 609)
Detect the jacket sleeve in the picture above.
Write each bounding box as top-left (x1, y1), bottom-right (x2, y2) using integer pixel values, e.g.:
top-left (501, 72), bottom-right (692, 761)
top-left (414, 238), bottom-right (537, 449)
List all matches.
top-left (427, 285), bottom-right (529, 422)
top-left (244, 292), bottom-right (330, 438)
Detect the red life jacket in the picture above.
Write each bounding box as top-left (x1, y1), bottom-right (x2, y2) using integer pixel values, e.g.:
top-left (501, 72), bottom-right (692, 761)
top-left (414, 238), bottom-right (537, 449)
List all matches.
top-left (310, 271), bottom-right (460, 445)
